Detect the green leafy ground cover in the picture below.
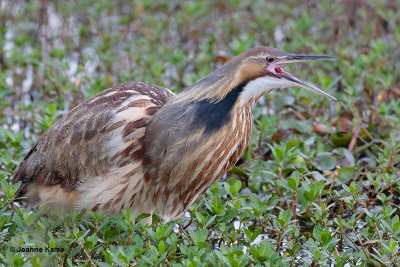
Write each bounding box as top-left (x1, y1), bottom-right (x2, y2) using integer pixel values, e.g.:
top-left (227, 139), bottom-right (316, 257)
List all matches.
top-left (1, 0), bottom-right (400, 266)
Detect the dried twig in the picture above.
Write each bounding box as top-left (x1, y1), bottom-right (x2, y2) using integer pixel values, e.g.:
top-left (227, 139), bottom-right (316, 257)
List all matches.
top-left (326, 166), bottom-right (340, 204)
top-left (352, 228), bottom-right (370, 261)
top-left (275, 228), bottom-right (284, 252)
top-left (178, 222), bottom-right (192, 245)
top-left (258, 218), bottom-right (278, 234)
top-left (375, 225), bottom-right (383, 251)
top-left (348, 124), bottom-right (362, 152)
top-left (292, 194), bottom-right (297, 221)
top-left (394, 254), bottom-right (400, 267)
top-left (77, 240), bottom-right (96, 267)
top-left (290, 108), bottom-right (306, 121)
top-left (183, 217), bottom-right (193, 230)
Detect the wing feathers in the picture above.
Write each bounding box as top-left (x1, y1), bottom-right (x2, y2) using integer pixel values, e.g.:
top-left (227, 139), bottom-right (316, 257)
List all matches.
top-left (13, 82), bottom-right (174, 198)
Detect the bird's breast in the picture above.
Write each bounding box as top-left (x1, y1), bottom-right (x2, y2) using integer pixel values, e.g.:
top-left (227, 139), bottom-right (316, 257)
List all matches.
top-left (143, 101), bottom-right (253, 220)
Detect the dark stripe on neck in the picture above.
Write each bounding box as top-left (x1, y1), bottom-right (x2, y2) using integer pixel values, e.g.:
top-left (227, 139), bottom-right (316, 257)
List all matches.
top-left (190, 81), bottom-right (247, 135)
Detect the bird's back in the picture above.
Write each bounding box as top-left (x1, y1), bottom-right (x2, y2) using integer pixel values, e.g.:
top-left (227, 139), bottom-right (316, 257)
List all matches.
top-left (13, 82), bottom-right (174, 214)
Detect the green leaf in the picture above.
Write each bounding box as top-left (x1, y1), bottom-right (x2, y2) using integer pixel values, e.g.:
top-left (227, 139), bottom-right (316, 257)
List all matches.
top-left (313, 152), bottom-right (337, 172)
top-left (1, 179), bottom-right (10, 198)
top-left (278, 210), bottom-right (291, 226)
top-left (188, 229), bottom-right (208, 244)
top-left (288, 171), bottom-right (300, 190)
top-left (313, 225), bottom-right (323, 242)
top-left (280, 118), bottom-right (312, 133)
top-left (158, 240), bottom-right (166, 254)
top-left (338, 166), bottom-right (357, 180)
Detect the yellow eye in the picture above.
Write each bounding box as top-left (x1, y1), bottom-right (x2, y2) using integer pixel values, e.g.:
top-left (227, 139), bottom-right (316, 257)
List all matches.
top-left (266, 57), bottom-right (275, 63)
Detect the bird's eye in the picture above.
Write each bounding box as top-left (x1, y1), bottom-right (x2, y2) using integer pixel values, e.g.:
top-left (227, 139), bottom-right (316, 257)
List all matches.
top-left (266, 57), bottom-right (275, 63)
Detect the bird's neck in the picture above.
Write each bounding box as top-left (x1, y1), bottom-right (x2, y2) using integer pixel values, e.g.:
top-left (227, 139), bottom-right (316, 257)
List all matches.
top-left (182, 81), bottom-right (249, 135)
top-left (175, 59), bottom-right (244, 103)
top-left (144, 81), bottom-right (254, 168)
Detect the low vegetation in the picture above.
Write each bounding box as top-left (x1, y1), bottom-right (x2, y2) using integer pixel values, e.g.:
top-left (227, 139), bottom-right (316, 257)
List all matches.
top-left (1, 0), bottom-right (400, 266)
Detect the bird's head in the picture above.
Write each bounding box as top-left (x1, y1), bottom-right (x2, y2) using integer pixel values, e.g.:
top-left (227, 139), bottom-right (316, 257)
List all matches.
top-left (181, 46), bottom-right (338, 103)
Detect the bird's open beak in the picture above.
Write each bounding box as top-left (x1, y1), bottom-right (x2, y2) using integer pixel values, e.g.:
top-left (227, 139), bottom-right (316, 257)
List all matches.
top-left (268, 54), bottom-right (339, 100)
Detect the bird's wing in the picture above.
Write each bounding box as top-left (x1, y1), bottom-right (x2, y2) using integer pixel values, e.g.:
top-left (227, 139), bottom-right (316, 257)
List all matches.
top-left (13, 82), bottom-right (174, 195)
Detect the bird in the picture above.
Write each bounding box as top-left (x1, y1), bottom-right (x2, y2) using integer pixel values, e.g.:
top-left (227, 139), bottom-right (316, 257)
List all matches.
top-left (13, 47), bottom-right (338, 224)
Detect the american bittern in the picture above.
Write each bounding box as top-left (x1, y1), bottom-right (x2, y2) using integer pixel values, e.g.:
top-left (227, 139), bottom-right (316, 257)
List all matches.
top-left (13, 47), bottom-right (337, 223)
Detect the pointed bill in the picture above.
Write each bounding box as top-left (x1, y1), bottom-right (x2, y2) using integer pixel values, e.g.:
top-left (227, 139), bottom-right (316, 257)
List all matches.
top-left (270, 54), bottom-right (339, 100)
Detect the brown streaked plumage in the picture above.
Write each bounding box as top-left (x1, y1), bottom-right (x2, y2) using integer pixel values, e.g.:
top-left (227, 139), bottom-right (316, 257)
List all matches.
top-left (13, 47), bottom-right (338, 223)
